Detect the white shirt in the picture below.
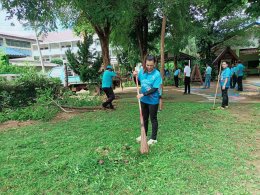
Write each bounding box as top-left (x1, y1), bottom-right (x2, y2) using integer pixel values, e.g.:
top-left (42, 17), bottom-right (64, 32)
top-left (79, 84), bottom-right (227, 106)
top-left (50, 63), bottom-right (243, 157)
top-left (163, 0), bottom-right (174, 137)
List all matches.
top-left (184, 66), bottom-right (191, 77)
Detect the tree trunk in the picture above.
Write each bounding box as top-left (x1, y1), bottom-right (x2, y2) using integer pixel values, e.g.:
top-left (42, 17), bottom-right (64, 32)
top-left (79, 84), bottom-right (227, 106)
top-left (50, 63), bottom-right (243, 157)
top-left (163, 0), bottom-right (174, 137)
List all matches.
top-left (174, 55), bottom-right (178, 69)
top-left (100, 35), bottom-right (110, 68)
top-left (34, 28), bottom-right (45, 73)
top-left (160, 15), bottom-right (166, 78)
top-left (64, 64), bottom-right (68, 88)
top-left (93, 23), bottom-right (111, 69)
top-left (136, 14), bottom-right (148, 67)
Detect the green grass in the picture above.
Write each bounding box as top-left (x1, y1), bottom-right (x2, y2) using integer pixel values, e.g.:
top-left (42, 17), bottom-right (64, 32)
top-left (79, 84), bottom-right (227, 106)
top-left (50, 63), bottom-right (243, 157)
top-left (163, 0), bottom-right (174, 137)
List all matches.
top-left (0, 101), bottom-right (259, 194)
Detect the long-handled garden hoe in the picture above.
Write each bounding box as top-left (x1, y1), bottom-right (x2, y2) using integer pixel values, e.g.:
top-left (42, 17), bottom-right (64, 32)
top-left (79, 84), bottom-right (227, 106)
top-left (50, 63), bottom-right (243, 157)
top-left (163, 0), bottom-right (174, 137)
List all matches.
top-left (135, 75), bottom-right (149, 154)
top-left (212, 64), bottom-right (222, 110)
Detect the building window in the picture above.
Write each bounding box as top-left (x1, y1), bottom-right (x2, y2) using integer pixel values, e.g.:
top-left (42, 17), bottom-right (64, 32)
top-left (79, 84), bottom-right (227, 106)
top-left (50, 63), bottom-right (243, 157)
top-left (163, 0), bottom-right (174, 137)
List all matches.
top-left (67, 66), bottom-right (74, 76)
top-left (6, 39), bottom-right (31, 48)
top-left (40, 47), bottom-right (49, 50)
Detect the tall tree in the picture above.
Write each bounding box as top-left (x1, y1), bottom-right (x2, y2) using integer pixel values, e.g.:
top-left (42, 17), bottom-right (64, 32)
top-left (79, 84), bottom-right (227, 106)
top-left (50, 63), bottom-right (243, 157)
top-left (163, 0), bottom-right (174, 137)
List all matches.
top-left (1, 0), bottom-right (58, 73)
top-left (111, 0), bottom-right (161, 66)
top-left (191, 0), bottom-right (251, 63)
top-left (60, 0), bottom-right (123, 68)
top-left (66, 34), bottom-right (101, 83)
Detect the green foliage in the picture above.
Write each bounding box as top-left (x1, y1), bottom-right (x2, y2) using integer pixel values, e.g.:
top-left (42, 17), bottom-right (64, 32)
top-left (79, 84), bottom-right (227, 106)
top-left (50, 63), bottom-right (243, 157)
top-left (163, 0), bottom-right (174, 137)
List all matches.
top-left (0, 89), bottom-right (59, 123)
top-left (122, 81), bottom-right (136, 88)
top-left (66, 35), bottom-right (102, 84)
top-left (163, 77), bottom-right (184, 87)
top-left (164, 1), bottom-right (196, 56)
top-left (193, 1), bottom-right (252, 63)
top-left (246, 0), bottom-right (260, 18)
top-left (0, 51), bottom-right (37, 74)
top-left (111, 0), bottom-right (161, 62)
top-left (0, 50), bottom-right (9, 65)
top-left (50, 58), bottom-right (63, 66)
top-left (57, 90), bottom-right (102, 107)
top-left (0, 72), bottom-right (61, 109)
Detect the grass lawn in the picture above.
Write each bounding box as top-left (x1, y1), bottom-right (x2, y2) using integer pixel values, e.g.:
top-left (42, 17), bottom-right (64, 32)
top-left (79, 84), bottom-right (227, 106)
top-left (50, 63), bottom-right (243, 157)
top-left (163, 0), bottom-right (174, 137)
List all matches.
top-left (0, 101), bottom-right (259, 194)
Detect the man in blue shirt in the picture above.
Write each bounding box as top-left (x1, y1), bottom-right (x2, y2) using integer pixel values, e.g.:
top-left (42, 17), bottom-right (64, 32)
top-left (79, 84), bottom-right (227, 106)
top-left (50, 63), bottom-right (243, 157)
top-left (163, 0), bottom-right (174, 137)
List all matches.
top-left (134, 55), bottom-right (162, 145)
top-left (236, 60), bottom-right (245, 91)
top-left (230, 64), bottom-right (237, 89)
top-left (219, 61), bottom-right (231, 109)
top-left (173, 68), bottom-right (180, 87)
top-left (204, 64), bottom-right (212, 88)
top-left (101, 65), bottom-right (118, 109)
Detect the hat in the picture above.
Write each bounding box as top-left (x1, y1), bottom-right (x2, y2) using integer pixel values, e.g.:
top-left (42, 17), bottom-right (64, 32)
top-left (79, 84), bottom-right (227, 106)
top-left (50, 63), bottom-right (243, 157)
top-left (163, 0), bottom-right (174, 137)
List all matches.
top-left (106, 65), bottom-right (113, 69)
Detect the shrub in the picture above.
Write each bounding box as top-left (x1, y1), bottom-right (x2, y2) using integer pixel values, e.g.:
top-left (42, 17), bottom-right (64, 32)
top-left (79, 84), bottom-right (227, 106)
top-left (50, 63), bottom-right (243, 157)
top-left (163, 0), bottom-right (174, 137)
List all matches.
top-left (51, 58), bottom-right (63, 65)
top-left (0, 72), bottom-right (61, 109)
top-left (0, 89), bottom-right (60, 122)
top-left (123, 81), bottom-right (136, 87)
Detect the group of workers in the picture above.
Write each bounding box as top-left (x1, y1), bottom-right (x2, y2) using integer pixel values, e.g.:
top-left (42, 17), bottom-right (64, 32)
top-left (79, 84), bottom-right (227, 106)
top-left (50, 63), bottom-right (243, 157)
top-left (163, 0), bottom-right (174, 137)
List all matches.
top-left (101, 56), bottom-right (245, 145)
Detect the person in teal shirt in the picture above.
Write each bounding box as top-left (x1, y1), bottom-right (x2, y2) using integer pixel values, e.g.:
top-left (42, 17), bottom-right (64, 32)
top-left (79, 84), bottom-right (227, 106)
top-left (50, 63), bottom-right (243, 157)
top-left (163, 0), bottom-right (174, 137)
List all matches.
top-left (158, 78), bottom-right (163, 112)
top-left (204, 64), bottom-right (212, 88)
top-left (134, 55), bottom-right (162, 146)
top-left (102, 65), bottom-right (118, 109)
top-left (174, 68), bottom-right (180, 87)
top-left (236, 60), bottom-right (245, 91)
top-left (219, 61), bottom-right (231, 109)
top-left (230, 64), bottom-right (237, 89)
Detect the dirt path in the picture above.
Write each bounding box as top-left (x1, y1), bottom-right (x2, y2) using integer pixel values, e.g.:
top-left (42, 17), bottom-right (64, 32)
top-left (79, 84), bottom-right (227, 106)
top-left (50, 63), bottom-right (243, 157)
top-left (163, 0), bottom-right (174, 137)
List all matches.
top-left (0, 111), bottom-right (82, 131)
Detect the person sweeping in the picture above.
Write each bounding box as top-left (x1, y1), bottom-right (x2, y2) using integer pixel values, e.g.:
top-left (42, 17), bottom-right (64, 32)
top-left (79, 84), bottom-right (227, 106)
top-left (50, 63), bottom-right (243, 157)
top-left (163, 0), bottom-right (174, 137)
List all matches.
top-left (219, 61), bottom-right (231, 109)
top-left (101, 65), bottom-right (119, 109)
top-left (133, 55), bottom-right (162, 146)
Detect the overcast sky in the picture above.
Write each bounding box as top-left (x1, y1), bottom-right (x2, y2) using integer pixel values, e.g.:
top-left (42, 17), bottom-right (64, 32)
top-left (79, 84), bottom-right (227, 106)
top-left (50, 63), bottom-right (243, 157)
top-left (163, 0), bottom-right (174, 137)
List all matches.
top-left (0, 3), bottom-right (65, 36)
top-left (0, 4), bottom-right (34, 36)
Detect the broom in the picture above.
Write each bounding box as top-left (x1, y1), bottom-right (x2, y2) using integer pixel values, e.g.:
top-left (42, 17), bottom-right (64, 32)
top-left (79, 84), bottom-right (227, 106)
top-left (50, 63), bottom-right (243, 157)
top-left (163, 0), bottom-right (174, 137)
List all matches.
top-left (212, 64), bottom-right (222, 110)
top-left (135, 75), bottom-right (149, 154)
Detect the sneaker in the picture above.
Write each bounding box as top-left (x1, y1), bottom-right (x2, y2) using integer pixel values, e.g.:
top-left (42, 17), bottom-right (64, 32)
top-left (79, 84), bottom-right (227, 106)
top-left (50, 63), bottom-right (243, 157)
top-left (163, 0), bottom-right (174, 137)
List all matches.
top-left (147, 139), bottom-right (157, 145)
top-left (225, 106), bottom-right (229, 109)
top-left (136, 136), bottom-right (141, 143)
top-left (217, 106), bottom-right (225, 110)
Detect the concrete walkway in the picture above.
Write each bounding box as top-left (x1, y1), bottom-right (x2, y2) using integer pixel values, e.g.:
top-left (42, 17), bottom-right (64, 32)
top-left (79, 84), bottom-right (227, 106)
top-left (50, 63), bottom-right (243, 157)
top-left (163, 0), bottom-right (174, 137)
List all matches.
top-left (115, 77), bottom-right (260, 104)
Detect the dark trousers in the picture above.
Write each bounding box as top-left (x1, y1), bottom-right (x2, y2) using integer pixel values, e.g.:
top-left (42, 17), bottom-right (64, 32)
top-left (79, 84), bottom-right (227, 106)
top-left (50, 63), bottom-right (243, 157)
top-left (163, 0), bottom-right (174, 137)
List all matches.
top-left (221, 88), bottom-right (229, 107)
top-left (141, 102), bottom-right (159, 140)
top-left (184, 77), bottom-right (191, 94)
top-left (231, 75), bottom-right (237, 88)
top-left (174, 76), bottom-right (179, 87)
top-left (102, 87), bottom-right (115, 108)
top-left (237, 76), bottom-right (243, 91)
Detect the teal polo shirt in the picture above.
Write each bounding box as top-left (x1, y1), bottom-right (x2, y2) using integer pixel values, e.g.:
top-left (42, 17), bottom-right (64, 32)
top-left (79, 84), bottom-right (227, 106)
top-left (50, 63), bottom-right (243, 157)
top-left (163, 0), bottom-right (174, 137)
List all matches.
top-left (220, 67), bottom-right (231, 88)
top-left (102, 70), bottom-right (117, 88)
top-left (138, 68), bottom-right (162, 105)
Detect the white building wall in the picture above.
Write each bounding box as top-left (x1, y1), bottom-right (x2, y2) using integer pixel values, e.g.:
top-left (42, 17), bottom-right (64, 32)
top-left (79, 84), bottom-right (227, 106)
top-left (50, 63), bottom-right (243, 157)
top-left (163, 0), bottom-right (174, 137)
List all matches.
top-left (32, 34), bottom-right (118, 65)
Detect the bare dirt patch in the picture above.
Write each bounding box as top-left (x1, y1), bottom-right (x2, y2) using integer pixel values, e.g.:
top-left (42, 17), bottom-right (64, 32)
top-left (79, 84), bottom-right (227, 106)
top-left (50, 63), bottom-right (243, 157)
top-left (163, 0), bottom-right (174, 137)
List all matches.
top-left (0, 120), bottom-right (37, 131)
top-left (0, 111), bottom-right (83, 131)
